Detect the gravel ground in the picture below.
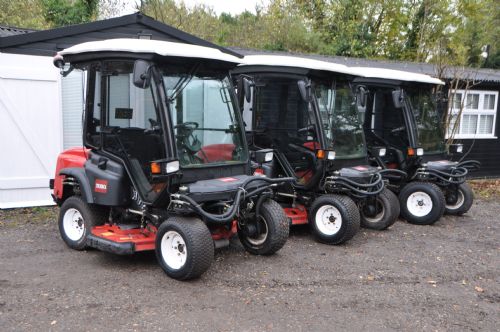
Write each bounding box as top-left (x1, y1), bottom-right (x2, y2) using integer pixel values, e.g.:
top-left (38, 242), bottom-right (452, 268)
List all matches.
top-left (0, 199), bottom-right (499, 331)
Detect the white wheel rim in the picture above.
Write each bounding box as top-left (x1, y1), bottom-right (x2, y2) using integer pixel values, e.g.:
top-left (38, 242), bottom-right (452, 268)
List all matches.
top-left (63, 208), bottom-right (85, 241)
top-left (446, 190), bottom-right (465, 210)
top-left (246, 217), bottom-right (269, 246)
top-left (363, 199), bottom-right (385, 223)
top-left (161, 231), bottom-right (188, 270)
top-left (315, 204), bottom-right (342, 236)
top-left (407, 191), bottom-right (433, 217)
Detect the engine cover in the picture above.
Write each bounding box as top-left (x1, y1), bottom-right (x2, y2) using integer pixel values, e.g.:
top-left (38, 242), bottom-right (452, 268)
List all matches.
top-left (426, 160), bottom-right (458, 171)
top-left (338, 165), bottom-right (379, 184)
top-left (185, 175), bottom-right (266, 203)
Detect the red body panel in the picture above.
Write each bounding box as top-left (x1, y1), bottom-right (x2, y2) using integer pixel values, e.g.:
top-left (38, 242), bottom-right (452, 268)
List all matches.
top-left (53, 148), bottom-right (89, 199)
top-left (210, 221), bottom-right (238, 241)
top-left (198, 144), bottom-right (235, 163)
top-left (91, 224), bottom-right (157, 252)
top-left (284, 205), bottom-right (308, 225)
top-left (303, 141), bottom-right (319, 151)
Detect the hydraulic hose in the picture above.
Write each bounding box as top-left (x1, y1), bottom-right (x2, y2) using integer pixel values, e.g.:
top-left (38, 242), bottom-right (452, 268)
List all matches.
top-left (172, 177), bottom-right (294, 224)
top-left (457, 160), bottom-right (481, 171)
top-left (415, 166), bottom-right (468, 184)
top-left (324, 172), bottom-right (385, 197)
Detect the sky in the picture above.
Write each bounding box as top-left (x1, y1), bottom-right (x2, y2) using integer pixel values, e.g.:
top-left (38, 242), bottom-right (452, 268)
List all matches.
top-left (121, 0), bottom-right (270, 16)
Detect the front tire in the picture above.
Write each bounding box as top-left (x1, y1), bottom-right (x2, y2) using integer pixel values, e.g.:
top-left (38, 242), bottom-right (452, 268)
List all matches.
top-left (58, 196), bottom-right (109, 250)
top-left (309, 195), bottom-right (360, 245)
top-left (360, 188), bottom-right (400, 230)
top-left (444, 182), bottom-right (474, 215)
top-left (155, 217), bottom-right (214, 280)
top-left (399, 182), bottom-right (445, 225)
top-left (238, 199), bottom-right (289, 255)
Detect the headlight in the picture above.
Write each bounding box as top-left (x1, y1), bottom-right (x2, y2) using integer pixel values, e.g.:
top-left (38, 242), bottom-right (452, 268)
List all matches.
top-left (254, 149), bottom-right (274, 164)
top-left (378, 148), bottom-right (386, 157)
top-left (165, 160), bottom-right (180, 174)
top-left (327, 150), bottom-right (336, 160)
top-left (416, 148), bottom-right (424, 156)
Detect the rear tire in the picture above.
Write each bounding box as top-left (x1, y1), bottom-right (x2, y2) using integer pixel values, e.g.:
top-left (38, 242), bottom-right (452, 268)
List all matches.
top-left (58, 196), bottom-right (109, 250)
top-left (399, 182), bottom-right (445, 225)
top-left (238, 199), bottom-right (289, 255)
top-left (309, 195), bottom-right (360, 245)
top-left (360, 188), bottom-right (400, 230)
top-left (444, 182), bottom-right (474, 215)
top-left (155, 217), bottom-right (214, 280)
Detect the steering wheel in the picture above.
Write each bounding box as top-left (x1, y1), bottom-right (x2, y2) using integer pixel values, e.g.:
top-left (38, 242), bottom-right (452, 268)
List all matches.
top-left (175, 121), bottom-right (199, 132)
top-left (175, 122), bottom-right (201, 153)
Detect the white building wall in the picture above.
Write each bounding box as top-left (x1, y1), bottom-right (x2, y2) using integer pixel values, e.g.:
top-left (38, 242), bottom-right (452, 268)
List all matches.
top-left (0, 52), bottom-right (63, 208)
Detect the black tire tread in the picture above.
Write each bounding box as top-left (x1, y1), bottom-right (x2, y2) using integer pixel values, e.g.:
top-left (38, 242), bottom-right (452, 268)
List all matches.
top-left (309, 194), bottom-right (360, 245)
top-left (361, 188), bottom-right (400, 230)
top-left (58, 196), bottom-right (109, 250)
top-left (399, 181), bottom-right (445, 225)
top-left (445, 182), bottom-right (474, 215)
top-left (238, 199), bottom-right (289, 256)
top-left (156, 216), bottom-right (214, 280)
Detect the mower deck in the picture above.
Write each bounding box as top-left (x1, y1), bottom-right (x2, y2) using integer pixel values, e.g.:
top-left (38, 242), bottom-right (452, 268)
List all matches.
top-left (88, 224), bottom-right (157, 255)
top-left (87, 222), bottom-right (240, 255)
top-left (284, 205), bottom-right (308, 225)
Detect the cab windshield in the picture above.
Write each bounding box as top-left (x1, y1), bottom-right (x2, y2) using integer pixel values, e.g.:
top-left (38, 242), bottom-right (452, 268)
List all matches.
top-left (406, 86), bottom-right (446, 154)
top-left (315, 82), bottom-right (366, 159)
top-left (163, 73), bottom-right (247, 168)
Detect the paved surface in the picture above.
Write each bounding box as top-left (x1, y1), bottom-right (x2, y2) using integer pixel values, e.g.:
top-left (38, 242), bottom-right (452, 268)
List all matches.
top-left (1, 199), bottom-right (499, 331)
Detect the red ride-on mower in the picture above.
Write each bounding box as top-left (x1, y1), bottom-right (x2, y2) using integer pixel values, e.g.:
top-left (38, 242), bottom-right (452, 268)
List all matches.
top-left (232, 55), bottom-right (403, 244)
top-left (50, 39), bottom-right (293, 280)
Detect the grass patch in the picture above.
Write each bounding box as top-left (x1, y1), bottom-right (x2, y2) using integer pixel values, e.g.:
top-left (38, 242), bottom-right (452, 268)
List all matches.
top-left (0, 206), bottom-right (58, 227)
top-left (469, 179), bottom-right (500, 200)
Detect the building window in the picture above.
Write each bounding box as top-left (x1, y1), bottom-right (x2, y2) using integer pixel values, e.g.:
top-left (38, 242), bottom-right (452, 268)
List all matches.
top-left (448, 90), bottom-right (497, 139)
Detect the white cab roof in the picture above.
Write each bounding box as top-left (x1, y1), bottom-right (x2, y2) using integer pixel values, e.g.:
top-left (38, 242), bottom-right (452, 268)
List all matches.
top-left (58, 38), bottom-right (242, 64)
top-left (351, 67), bottom-right (445, 85)
top-left (240, 54), bottom-right (360, 76)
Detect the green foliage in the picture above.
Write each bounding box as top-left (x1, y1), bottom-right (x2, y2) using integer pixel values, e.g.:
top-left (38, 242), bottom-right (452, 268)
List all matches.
top-left (1, 0), bottom-right (498, 69)
top-left (0, 0), bottom-right (49, 29)
top-left (42, 0), bottom-right (98, 27)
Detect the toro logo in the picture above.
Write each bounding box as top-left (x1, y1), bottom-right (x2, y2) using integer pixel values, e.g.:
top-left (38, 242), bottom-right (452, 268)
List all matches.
top-left (95, 179), bottom-right (108, 193)
top-left (219, 177), bottom-right (238, 182)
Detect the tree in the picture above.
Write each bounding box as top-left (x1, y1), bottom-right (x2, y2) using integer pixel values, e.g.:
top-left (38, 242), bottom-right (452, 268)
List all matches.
top-left (42, 0), bottom-right (99, 27)
top-left (0, 0), bottom-right (48, 29)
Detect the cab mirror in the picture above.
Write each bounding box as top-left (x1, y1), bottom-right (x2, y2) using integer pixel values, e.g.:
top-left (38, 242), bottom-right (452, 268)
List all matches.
top-left (356, 86), bottom-right (367, 108)
top-left (243, 77), bottom-right (254, 103)
top-left (133, 60), bottom-right (152, 89)
top-left (392, 89), bottom-right (404, 109)
top-left (297, 80), bottom-right (311, 102)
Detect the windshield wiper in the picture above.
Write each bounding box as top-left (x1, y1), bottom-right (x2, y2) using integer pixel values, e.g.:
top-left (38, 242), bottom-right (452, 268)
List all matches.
top-left (167, 64), bottom-right (200, 102)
